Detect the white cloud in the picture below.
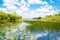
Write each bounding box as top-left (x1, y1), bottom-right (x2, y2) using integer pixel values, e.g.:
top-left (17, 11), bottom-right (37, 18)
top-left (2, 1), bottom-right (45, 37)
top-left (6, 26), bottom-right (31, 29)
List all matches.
top-left (34, 33), bottom-right (48, 40)
top-left (28, 0), bottom-right (48, 5)
top-left (3, 0), bottom-right (29, 11)
top-left (3, 0), bottom-right (20, 11)
top-left (35, 5), bottom-right (59, 17)
top-left (21, 0), bottom-right (26, 4)
top-left (6, 5), bottom-right (17, 11)
top-left (28, 0), bottom-right (42, 4)
top-left (48, 6), bottom-right (53, 9)
top-left (36, 5), bottom-right (57, 15)
top-left (36, 7), bottom-right (49, 13)
top-left (0, 8), bottom-right (8, 12)
top-left (36, 5), bottom-right (51, 13)
top-left (2, 0), bottom-right (58, 18)
top-left (16, 10), bottom-right (45, 18)
top-left (42, 1), bottom-right (48, 5)
top-left (3, 0), bottom-right (17, 5)
top-left (58, 37), bottom-right (60, 40)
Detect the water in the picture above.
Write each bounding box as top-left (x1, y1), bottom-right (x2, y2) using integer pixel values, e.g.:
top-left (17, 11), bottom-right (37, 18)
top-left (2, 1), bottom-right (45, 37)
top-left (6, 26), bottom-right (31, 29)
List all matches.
top-left (0, 22), bottom-right (60, 40)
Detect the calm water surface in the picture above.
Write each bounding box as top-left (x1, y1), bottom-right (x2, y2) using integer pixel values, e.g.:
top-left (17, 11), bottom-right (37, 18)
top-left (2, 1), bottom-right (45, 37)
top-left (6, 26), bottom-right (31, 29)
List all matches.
top-left (0, 22), bottom-right (60, 40)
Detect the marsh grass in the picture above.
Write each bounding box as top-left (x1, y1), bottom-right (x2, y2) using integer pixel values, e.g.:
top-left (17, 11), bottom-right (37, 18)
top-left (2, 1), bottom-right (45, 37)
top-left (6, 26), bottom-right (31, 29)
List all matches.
top-left (26, 21), bottom-right (60, 31)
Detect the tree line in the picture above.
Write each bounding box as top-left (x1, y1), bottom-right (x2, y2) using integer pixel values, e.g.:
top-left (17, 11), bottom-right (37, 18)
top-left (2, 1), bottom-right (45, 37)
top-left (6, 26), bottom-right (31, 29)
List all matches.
top-left (0, 11), bottom-right (22, 23)
top-left (45, 12), bottom-right (60, 22)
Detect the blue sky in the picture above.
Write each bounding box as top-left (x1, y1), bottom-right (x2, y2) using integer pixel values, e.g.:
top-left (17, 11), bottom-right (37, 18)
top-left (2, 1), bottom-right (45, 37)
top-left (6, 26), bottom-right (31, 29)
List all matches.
top-left (0, 0), bottom-right (60, 18)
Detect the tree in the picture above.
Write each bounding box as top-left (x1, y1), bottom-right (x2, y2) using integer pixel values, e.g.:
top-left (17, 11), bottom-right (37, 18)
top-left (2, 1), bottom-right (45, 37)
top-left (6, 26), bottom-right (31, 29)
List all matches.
top-left (33, 17), bottom-right (41, 19)
top-left (46, 15), bottom-right (52, 18)
top-left (55, 12), bottom-right (60, 16)
top-left (0, 11), bottom-right (22, 22)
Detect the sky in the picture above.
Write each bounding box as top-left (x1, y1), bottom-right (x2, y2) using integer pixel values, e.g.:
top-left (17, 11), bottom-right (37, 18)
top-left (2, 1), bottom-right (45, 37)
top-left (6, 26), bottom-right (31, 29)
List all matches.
top-left (0, 0), bottom-right (60, 19)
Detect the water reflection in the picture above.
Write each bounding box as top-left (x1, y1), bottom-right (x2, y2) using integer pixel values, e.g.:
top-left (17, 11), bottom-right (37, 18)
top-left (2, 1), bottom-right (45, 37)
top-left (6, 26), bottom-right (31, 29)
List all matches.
top-left (30, 30), bottom-right (60, 40)
top-left (0, 22), bottom-right (30, 40)
top-left (0, 22), bottom-right (60, 40)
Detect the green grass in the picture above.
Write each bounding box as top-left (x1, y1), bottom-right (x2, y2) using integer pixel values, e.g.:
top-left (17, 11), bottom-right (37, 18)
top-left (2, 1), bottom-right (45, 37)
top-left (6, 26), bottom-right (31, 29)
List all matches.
top-left (25, 21), bottom-right (60, 31)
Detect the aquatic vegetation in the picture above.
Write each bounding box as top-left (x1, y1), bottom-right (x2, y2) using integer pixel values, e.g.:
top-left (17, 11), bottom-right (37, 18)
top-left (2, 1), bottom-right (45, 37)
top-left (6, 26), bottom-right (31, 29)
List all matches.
top-left (0, 11), bottom-right (60, 40)
top-left (26, 21), bottom-right (60, 31)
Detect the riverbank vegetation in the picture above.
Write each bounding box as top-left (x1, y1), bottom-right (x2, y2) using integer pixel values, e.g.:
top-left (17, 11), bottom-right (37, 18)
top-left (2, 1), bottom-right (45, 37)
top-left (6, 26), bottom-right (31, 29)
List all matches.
top-left (0, 11), bottom-right (22, 23)
top-left (40, 12), bottom-right (60, 23)
top-left (0, 11), bottom-right (60, 31)
top-left (25, 12), bottom-right (60, 31)
top-left (26, 21), bottom-right (60, 31)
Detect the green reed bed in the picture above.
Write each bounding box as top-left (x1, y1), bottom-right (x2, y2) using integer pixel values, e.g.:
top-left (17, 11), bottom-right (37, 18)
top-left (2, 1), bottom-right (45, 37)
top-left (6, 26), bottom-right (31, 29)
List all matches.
top-left (25, 21), bottom-right (60, 31)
